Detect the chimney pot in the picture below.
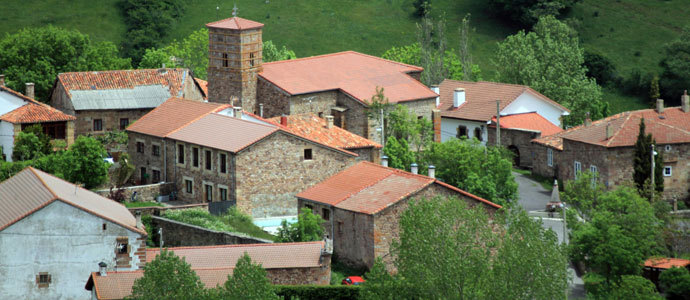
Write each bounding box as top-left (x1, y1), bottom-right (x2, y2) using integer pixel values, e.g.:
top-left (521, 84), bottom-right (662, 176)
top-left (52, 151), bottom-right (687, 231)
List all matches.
top-left (233, 107), bottom-right (243, 119)
top-left (584, 112), bottom-right (591, 126)
top-left (606, 123), bottom-right (614, 140)
top-left (259, 103), bottom-right (264, 118)
top-left (431, 85), bottom-right (440, 107)
top-left (381, 155), bottom-right (388, 167)
top-left (656, 99), bottom-right (664, 113)
top-left (428, 165), bottom-right (435, 179)
top-left (135, 211), bottom-right (142, 229)
top-left (410, 163), bottom-right (418, 175)
top-left (0, 74), bottom-right (5, 87)
top-left (453, 88), bottom-right (465, 108)
top-left (325, 115), bottom-right (334, 129)
top-left (25, 82), bottom-right (35, 99)
top-left (98, 262), bottom-right (107, 276)
top-left (681, 91), bottom-right (689, 113)
top-left (280, 115), bottom-right (287, 126)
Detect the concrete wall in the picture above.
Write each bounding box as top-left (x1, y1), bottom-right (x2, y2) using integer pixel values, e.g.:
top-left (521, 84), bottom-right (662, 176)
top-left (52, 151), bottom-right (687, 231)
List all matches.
top-left (440, 117), bottom-right (487, 144)
top-left (501, 91), bottom-right (565, 127)
top-left (150, 216), bottom-right (271, 247)
top-left (0, 121), bottom-right (14, 161)
top-left (0, 201), bottom-right (145, 300)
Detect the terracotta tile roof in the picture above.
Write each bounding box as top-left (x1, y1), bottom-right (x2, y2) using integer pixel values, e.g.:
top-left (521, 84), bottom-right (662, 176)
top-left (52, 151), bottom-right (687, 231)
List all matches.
top-left (297, 161), bottom-right (501, 215)
top-left (644, 257), bottom-right (690, 269)
top-left (206, 17), bottom-right (264, 30)
top-left (0, 86), bottom-right (75, 124)
top-left (0, 167), bottom-right (145, 235)
top-left (439, 79), bottom-right (568, 121)
top-left (267, 114), bottom-right (382, 150)
top-left (490, 112), bottom-right (563, 136)
top-left (533, 107), bottom-right (690, 150)
top-left (194, 78), bottom-right (208, 99)
top-left (259, 51), bottom-right (437, 105)
top-left (126, 98), bottom-right (229, 138)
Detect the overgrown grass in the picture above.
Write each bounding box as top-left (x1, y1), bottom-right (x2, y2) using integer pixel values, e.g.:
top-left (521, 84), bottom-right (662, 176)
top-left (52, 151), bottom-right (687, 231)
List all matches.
top-left (602, 87), bottom-right (650, 115)
top-left (162, 207), bottom-right (275, 241)
top-left (124, 201), bottom-right (163, 208)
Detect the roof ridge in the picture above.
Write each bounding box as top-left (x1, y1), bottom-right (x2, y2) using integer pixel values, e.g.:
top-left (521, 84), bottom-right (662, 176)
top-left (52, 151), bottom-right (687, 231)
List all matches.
top-left (604, 113), bottom-right (633, 147)
top-left (163, 100), bottom-right (231, 137)
top-left (327, 162), bottom-right (398, 206)
top-left (262, 51), bottom-right (423, 71)
top-left (58, 68), bottom-right (186, 76)
top-left (148, 241), bottom-right (323, 251)
top-left (27, 167), bottom-right (58, 199)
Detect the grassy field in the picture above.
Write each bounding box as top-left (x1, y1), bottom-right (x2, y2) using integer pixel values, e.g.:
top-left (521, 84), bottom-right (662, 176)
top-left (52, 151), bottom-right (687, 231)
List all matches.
top-left (162, 208), bottom-right (275, 241)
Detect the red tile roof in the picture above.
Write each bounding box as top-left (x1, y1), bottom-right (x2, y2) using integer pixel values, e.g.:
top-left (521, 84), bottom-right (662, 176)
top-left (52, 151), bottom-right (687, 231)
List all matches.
top-left (126, 98), bottom-right (229, 138)
top-left (439, 79), bottom-right (568, 121)
top-left (268, 114), bottom-right (382, 150)
top-left (206, 17), bottom-right (264, 30)
top-left (0, 86), bottom-right (75, 124)
top-left (644, 257), bottom-right (690, 269)
top-left (533, 107), bottom-right (690, 150)
top-left (490, 112), bottom-right (563, 136)
top-left (297, 161), bottom-right (501, 215)
top-left (259, 51), bottom-right (437, 105)
top-left (57, 68), bottom-right (189, 98)
top-left (194, 78), bottom-right (208, 99)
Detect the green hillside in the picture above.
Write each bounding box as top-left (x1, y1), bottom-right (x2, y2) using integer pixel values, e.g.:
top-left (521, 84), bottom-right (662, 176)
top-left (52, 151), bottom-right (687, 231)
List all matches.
top-left (1, 0), bottom-right (686, 113)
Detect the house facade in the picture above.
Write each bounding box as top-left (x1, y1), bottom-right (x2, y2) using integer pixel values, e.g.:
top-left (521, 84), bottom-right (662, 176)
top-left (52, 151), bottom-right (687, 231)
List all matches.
top-left (205, 17), bottom-right (439, 142)
top-left (126, 98), bottom-right (358, 217)
top-left (297, 161), bottom-right (501, 270)
top-left (532, 97), bottom-right (690, 201)
top-left (50, 68), bottom-right (205, 137)
top-left (0, 167), bottom-right (147, 300)
top-left (0, 80), bottom-right (75, 161)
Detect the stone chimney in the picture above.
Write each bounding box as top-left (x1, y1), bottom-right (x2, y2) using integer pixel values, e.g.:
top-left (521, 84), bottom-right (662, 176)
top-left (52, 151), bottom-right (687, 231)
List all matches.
top-left (411, 163), bottom-right (418, 175)
top-left (381, 155), bottom-right (388, 167)
top-left (656, 99), bottom-right (664, 113)
top-left (431, 85), bottom-right (440, 107)
top-left (135, 211), bottom-right (143, 229)
top-left (280, 115), bottom-right (287, 126)
top-left (584, 112), bottom-right (591, 126)
top-left (0, 74), bottom-right (5, 87)
top-left (606, 123), bottom-right (614, 140)
top-left (453, 88), bottom-right (465, 108)
top-left (682, 90), bottom-right (689, 113)
top-left (233, 107), bottom-right (243, 118)
top-left (325, 115), bottom-right (334, 129)
top-left (259, 103), bottom-right (264, 117)
top-left (428, 165), bottom-right (435, 179)
top-left (25, 83), bottom-right (35, 99)
top-left (98, 262), bottom-right (107, 277)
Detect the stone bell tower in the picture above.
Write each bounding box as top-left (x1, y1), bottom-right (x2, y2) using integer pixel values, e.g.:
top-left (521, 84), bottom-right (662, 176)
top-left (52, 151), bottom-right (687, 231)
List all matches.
top-left (206, 10), bottom-right (263, 112)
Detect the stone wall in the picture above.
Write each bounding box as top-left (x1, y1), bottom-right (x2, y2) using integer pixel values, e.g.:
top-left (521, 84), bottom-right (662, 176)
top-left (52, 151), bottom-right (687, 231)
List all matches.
top-left (127, 203), bottom-right (208, 217)
top-left (75, 108), bottom-right (151, 137)
top-left (267, 261), bottom-right (332, 286)
top-left (531, 144), bottom-right (560, 179)
top-left (335, 93), bottom-right (370, 139)
top-left (94, 182), bottom-right (175, 203)
top-left (150, 216), bottom-right (271, 247)
top-left (127, 132), bottom-right (173, 185)
top-left (487, 127), bottom-right (541, 168)
top-left (256, 77), bottom-right (290, 118)
top-left (290, 90), bottom-right (338, 116)
top-left (348, 147), bottom-right (380, 163)
top-left (50, 82), bottom-right (75, 115)
top-left (170, 140), bottom-right (237, 204)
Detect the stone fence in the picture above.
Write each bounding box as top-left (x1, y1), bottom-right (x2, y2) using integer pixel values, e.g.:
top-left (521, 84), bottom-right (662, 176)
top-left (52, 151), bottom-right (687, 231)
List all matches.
top-left (150, 216), bottom-right (272, 247)
top-left (94, 182), bottom-right (175, 202)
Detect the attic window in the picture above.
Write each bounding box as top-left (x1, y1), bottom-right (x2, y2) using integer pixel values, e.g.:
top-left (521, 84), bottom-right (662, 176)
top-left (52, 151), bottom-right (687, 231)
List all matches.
top-left (36, 272), bottom-right (51, 288)
top-left (102, 223), bottom-right (107, 231)
top-left (304, 148), bottom-right (313, 160)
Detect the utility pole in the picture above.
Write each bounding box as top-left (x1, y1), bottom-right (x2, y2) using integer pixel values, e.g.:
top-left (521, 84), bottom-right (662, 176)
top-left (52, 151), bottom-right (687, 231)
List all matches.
top-left (380, 108), bottom-right (385, 147)
top-left (650, 144), bottom-right (655, 201)
top-left (496, 100), bottom-right (501, 147)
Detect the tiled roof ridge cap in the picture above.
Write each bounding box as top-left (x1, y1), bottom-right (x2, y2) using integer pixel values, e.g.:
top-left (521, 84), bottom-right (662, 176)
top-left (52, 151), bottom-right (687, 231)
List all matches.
top-left (27, 167), bottom-right (58, 199)
top-left (262, 51), bottom-right (423, 71)
top-left (162, 101), bottom-right (232, 138)
top-left (58, 68), bottom-right (187, 76)
top-left (147, 240), bottom-right (324, 251)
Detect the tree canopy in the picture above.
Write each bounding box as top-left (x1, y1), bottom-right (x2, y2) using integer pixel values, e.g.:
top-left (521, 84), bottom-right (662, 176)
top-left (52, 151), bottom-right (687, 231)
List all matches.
top-left (276, 207), bottom-right (324, 243)
top-left (633, 118), bottom-right (664, 196)
top-left (659, 27), bottom-right (690, 104)
top-left (494, 16), bottom-right (607, 127)
top-left (12, 132), bottom-right (44, 162)
top-left (62, 136), bottom-right (109, 189)
top-left (128, 250), bottom-right (206, 300)
top-left (488, 0), bottom-right (580, 28)
top-left (219, 253), bottom-right (278, 300)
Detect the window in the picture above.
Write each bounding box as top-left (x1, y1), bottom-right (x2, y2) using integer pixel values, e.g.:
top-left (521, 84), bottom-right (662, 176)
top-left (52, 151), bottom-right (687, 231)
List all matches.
top-left (250, 52), bottom-right (256, 67)
top-left (136, 141), bottom-right (144, 153)
top-left (547, 148), bottom-right (553, 167)
top-left (456, 125), bottom-right (467, 139)
top-left (219, 153), bottom-right (227, 174)
top-left (177, 144), bottom-right (185, 164)
top-left (119, 118), bottom-right (129, 130)
top-left (664, 166), bottom-right (672, 177)
top-left (93, 119), bottom-right (103, 131)
top-left (36, 272), bottom-right (51, 288)
top-left (574, 161), bottom-right (582, 179)
top-left (474, 127), bottom-right (482, 141)
top-left (304, 148), bottom-right (313, 160)
top-left (222, 53), bottom-right (229, 67)
top-left (219, 187), bottom-right (228, 201)
top-left (140, 167), bottom-right (147, 184)
top-left (185, 179), bottom-right (193, 194)
top-left (102, 223), bottom-right (107, 231)
top-left (152, 144), bottom-right (160, 157)
top-left (205, 184), bottom-right (213, 202)
top-left (24, 122), bottom-right (66, 139)
top-left (322, 208), bottom-right (330, 221)
top-left (192, 147), bottom-right (199, 168)
top-left (152, 169), bottom-right (161, 183)
top-left (116, 238), bottom-right (129, 254)
top-left (205, 150), bottom-right (212, 170)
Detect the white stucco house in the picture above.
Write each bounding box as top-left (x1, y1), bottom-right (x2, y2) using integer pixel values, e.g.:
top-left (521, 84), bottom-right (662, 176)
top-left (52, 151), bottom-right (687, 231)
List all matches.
top-left (0, 167), bottom-right (147, 300)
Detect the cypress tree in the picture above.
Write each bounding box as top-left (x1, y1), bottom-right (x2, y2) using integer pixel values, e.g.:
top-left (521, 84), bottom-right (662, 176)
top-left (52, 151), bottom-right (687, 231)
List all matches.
top-left (633, 118), bottom-right (664, 195)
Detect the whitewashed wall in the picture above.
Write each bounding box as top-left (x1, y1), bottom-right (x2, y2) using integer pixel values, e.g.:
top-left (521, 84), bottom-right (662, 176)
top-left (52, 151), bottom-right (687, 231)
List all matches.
top-left (440, 117), bottom-right (487, 145)
top-left (0, 121), bottom-right (14, 161)
top-left (0, 201), bottom-right (144, 300)
top-left (501, 91), bottom-right (566, 127)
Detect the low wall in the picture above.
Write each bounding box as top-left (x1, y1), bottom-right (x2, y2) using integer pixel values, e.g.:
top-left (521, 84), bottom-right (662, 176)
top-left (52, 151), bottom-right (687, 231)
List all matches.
top-left (94, 182), bottom-right (175, 202)
top-left (127, 203), bottom-right (208, 216)
top-left (150, 216), bottom-right (272, 247)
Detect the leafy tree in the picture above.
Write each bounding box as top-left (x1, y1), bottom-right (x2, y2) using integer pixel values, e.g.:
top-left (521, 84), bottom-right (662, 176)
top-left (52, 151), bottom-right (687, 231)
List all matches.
top-left (494, 16), bottom-right (607, 127)
top-left (276, 207), bottom-right (324, 242)
top-left (660, 266), bottom-right (690, 299)
top-left (488, 0), bottom-right (580, 27)
top-left (633, 118), bottom-right (664, 195)
top-left (120, 0), bottom-right (186, 65)
top-left (62, 136), bottom-right (109, 188)
top-left (12, 132), bottom-right (44, 161)
top-left (128, 249), bottom-right (206, 300)
top-left (569, 186), bottom-right (664, 283)
top-left (22, 124), bottom-right (52, 155)
top-left (650, 75), bottom-right (661, 103)
top-left (609, 275), bottom-right (662, 300)
top-left (262, 40), bottom-right (297, 62)
top-left (220, 253), bottom-right (278, 300)
top-left (0, 26), bottom-right (131, 102)
top-left (412, 0), bottom-right (431, 17)
top-left (583, 50), bottom-right (618, 87)
top-left (383, 137), bottom-right (415, 172)
top-left (382, 43), bottom-right (482, 82)
top-left (386, 105), bottom-right (433, 154)
top-left (360, 258), bottom-right (399, 300)
top-left (659, 27), bottom-right (690, 104)
top-left (562, 171), bottom-right (606, 221)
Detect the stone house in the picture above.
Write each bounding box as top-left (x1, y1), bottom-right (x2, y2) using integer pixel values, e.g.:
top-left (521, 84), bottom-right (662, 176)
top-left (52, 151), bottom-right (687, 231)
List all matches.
top-left (296, 161), bottom-right (501, 270)
top-left (486, 112), bottom-right (563, 167)
top-left (126, 98), bottom-right (358, 217)
top-left (0, 167), bottom-right (147, 300)
top-left (0, 79), bottom-right (75, 161)
top-left (50, 68), bottom-right (205, 137)
top-left (85, 241), bottom-right (333, 299)
top-left (532, 96), bottom-right (690, 201)
top-left (437, 79), bottom-right (569, 167)
top-left (205, 17), bottom-right (439, 142)
top-left (268, 114), bottom-right (382, 163)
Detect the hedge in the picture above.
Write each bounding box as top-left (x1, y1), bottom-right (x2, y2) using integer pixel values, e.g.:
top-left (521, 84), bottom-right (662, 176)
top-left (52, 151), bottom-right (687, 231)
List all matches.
top-left (275, 285), bottom-right (360, 300)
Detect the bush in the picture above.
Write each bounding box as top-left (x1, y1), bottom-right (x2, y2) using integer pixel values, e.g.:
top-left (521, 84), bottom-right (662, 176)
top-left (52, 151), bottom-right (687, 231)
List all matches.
top-left (583, 272), bottom-right (607, 297)
top-left (584, 50), bottom-right (619, 87)
top-left (275, 285), bottom-right (360, 300)
top-left (659, 266), bottom-right (690, 299)
top-left (276, 207), bottom-right (324, 243)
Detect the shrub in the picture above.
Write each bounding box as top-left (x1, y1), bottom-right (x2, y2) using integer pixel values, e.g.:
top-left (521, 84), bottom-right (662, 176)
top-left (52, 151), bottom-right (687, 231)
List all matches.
top-left (275, 285), bottom-right (360, 300)
top-left (659, 266), bottom-right (690, 299)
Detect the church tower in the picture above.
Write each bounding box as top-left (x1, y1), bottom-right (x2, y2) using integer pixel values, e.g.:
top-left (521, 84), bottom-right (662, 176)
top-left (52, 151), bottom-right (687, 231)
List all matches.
top-left (206, 12), bottom-right (263, 112)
